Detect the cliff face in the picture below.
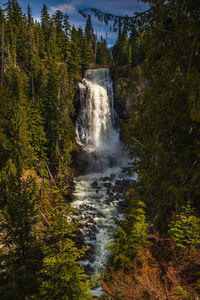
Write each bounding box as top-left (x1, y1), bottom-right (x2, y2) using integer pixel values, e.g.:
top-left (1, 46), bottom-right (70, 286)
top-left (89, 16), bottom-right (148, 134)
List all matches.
top-left (113, 73), bottom-right (147, 120)
top-left (114, 78), bottom-right (134, 119)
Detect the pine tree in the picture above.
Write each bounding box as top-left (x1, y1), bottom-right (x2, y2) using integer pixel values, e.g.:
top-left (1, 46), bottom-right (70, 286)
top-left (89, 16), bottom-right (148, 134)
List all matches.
top-left (169, 203), bottom-right (200, 249)
top-left (0, 66), bottom-right (33, 172)
top-left (27, 4), bottom-right (33, 27)
top-left (52, 10), bottom-right (63, 34)
top-left (0, 8), bottom-right (5, 80)
top-left (0, 169), bottom-right (42, 299)
top-left (112, 24), bottom-right (129, 66)
top-left (52, 10), bottom-right (66, 58)
top-left (39, 197), bottom-right (91, 300)
top-left (118, 0), bottom-right (200, 232)
top-left (110, 188), bottom-right (149, 268)
top-left (0, 3), bottom-right (113, 298)
top-left (41, 4), bottom-right (51, 44)
top-left (81, 35), bottom-right (94, 70)
top-left (63, 14), bottom-right (71, 39)
top-left (67, 26), bottom-right (82, 74)
top-left (84, 14), bottom-right (94, 43)
top-left (96, 36), bottom-right (111, 66)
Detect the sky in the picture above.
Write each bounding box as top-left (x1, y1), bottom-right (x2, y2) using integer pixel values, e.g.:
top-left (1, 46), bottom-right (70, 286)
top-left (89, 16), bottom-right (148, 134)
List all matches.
top-left (0, 0), bottom-right (149, 46)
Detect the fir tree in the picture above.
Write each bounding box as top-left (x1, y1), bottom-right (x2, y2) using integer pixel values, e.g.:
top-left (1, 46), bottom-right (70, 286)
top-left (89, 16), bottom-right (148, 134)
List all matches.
top-left (67, 26), bottom-right (82, 74)
top-left (63, 14), bottom-right (70, 39)
top-left (0, 169), bottom-right (42, 299)
top-left (39, 197), bottom-right (91, 300)
top-left (41, 4), bottom-right (51, 44)
top-left (84, 14), bottom-right (94, 43)
top-left (110, 188), bottom-right (149, 268)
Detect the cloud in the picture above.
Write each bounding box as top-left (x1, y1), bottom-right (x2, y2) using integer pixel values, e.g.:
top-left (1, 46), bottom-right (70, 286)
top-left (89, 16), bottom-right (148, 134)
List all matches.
top-left (49, 1), bottom-right (80, 15)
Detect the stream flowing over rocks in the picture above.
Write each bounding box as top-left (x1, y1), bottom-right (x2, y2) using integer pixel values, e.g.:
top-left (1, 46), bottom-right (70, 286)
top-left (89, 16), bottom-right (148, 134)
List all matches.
top-left (72, 68), bottom-right (133, 296)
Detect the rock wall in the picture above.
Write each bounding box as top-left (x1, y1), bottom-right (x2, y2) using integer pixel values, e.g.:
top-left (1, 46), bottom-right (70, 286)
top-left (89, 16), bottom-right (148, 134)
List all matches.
top-left (113, 70), bottom-right (147, 119)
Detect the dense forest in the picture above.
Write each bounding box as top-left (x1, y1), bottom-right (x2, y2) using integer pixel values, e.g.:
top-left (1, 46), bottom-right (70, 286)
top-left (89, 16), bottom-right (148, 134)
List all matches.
top-left (0, 1), bottom-right (110, 298)
top-left (0, 0), bottom-right (200, 299)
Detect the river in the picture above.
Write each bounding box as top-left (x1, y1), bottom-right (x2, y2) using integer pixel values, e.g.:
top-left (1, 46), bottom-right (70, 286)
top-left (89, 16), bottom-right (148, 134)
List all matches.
top-left (72, 68), bottom-right (131, 296)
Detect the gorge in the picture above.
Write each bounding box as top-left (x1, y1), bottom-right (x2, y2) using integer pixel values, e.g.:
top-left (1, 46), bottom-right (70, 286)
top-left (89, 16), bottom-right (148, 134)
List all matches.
top-left (1, 1), bottom-right (199, 298)
top-left (73, 68), bottom-right (132, 295)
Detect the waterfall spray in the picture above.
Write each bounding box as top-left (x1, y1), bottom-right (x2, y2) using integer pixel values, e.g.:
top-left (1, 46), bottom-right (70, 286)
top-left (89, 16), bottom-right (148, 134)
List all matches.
top-left (76, 68), bottom-right (124, 173)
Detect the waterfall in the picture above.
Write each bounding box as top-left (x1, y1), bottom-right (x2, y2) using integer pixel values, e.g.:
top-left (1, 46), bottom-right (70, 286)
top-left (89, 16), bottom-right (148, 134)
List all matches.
top-left (76, 68), bottom-right (123, 173)
top-left (73, 68), bottom-right (131, 296)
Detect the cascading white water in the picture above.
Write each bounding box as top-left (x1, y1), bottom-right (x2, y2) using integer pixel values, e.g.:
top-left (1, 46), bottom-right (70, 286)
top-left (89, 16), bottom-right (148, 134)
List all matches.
top-left (76, 68), bottom-right (124, 172)
top-left (73, 68), bottom-right (130, 296)
top-left (76, 68), bottom-right (116, 149)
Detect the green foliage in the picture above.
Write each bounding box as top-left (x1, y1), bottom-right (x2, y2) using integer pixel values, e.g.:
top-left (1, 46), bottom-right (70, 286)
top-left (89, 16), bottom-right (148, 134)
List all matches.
top-left (63, 14), bottom-right (71, 39)
top-left (119, 0), bottom-right (200, 231)
top-left (41, 4), bottom-right (51, 44)
top-left (84, 14), bottom-right (94, 43)
top-left (96, 37), bottom-right (111, 66)
top-left (39, 198), bottom-right (92, 300)
top-left (0, 0), bottom-right (110, 181)
top-left (175, 286), bottom-right (194, 300)
top-left (110, 188), bottom-right (149, 268)
top-left (82, 1), bottom-right (200, 297)
top-left (0, 170), bottom-right (42, 299)
top-left (0, 66), bottom-right (34, 172)
top-left (169, 203), bottom-right (200, 249)
top-left (0, 1), bottom-right (112, 298)
top-left (67, 26), bottom-right (82, 74)
top-left (112, 24), bottom-right (145, 69)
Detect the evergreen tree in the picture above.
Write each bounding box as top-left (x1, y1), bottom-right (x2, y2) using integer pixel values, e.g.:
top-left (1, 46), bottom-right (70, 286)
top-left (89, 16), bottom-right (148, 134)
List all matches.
top-left (52, 10), bottom-right (66, 58)
top-left (27, 4), bottom-right (33, 27)
top-left (0, 66), bottom-right (33, 172)
top-left (169, 203), bottom-right (200, 249)
top-left (41, 4), bottom-right (51, 44)
top-left (96, 36), bottom-right (111, 66)
top-left (81, 35), bottom-right (94, 70)
top-left (67, 26), bottom-right (82, 74)
top-left (84, 14), bottom-right (94, 43)
top-left (63, 14), bottom-right (71, 39)
top-left (112, 24), bottom-right (129, 66)
top-left (110, 188), bottom-right (149, 268)
top-left (0, 8), bottom-right (5, 80)
top-left (0, 2), bottom-right (114, 297)
top-left (52, 10), bottom-right (63, 34)
top-left (0, 169), bottom-right (42, 299)
top-left (5, 0), bottom-right (27, 64)
top-left (39, 197), bottom-right (91, 300)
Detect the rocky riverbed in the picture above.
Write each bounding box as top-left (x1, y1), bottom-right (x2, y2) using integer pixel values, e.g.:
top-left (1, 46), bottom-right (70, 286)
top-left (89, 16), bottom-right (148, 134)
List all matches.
top-left (72, 170), bottom-right (133, 276)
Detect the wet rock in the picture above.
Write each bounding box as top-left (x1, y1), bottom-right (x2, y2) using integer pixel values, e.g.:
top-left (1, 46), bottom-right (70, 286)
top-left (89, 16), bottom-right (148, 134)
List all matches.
top-left (74, 230), bottom-right (85, 247)
top-left (79, 204), bottom-right (89, 210)
top-left (72, 170), bottom-right (134, 278)
top-left (104, 182), bottom-right (112, 189)
top-left (108, 192), bottom-right (114, 198)
top-left (91, 180), bottom-right (98, 188)
top-left (85, 231), bottom-right (96, 241)
top-left (72, 217), bottom-right (79, 223)
top-left (83, 263), bottom-right (95, 276)
top-left (110, 173), bottom-right (116, 180)
top-left (100, 176), bottom-right (110, 182)
top-left (90, 224), bottom-right (98, 234)
top-left (84, 243), bottom-right (95, 259)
